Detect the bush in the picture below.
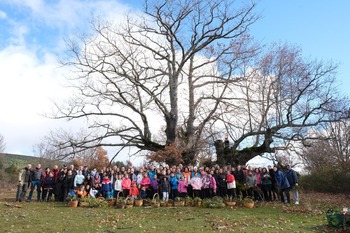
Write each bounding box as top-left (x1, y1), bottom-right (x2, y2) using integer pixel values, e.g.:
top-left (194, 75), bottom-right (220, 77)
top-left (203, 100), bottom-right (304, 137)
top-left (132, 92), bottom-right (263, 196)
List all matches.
top-left (301, 169), bottom-right (350, 194)
top-left (4, 163), bottom-right (18, 174)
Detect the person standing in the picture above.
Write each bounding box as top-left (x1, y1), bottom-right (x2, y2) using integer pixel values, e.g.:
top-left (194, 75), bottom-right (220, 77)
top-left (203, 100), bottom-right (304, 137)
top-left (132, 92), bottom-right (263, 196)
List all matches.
top-left (285, 165), bottom-right (299, 204)
top-left (190, 172), bottom-right (202, 198)
top-left (261, 167), bottom-right (272, 201)
top-left (27, 163), bottom-right (43, 202)
top-left (16, 164), bottom-right (32, 202)
top-left (216, 168), bottom-right (227, 198)
top-left (73, 170), bottom-right (85, 188)
top-left (226, 170), bottom-right (236, 198)
top-left (274, 166), bottom-right (291, 204)
top-left (42, 171), bottom-right (55, 202)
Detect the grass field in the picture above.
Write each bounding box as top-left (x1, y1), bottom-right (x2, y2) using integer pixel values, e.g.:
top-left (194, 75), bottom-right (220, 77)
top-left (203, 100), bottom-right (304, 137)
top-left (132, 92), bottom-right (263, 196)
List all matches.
top-left (0, 191), bottom-right (349, 233)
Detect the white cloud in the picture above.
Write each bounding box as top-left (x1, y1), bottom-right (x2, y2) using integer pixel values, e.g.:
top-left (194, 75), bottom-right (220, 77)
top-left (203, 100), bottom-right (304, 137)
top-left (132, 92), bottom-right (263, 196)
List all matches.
top-left (0, 10), bottom-right (6, 19)
top-left (0, 45), bottom-right (70, 155)
top-left (0, 0), bottom-right (135, 159)
top-left (5, 0), bottom-right (131, 31)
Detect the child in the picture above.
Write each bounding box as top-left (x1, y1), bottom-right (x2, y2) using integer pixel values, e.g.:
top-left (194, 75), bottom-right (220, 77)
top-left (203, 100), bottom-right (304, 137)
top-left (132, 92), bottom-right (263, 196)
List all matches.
top-left (42, 171), bottom-right (55, 202)
top-left (140, 186), bottom-right (148, 199)
top-left (114, 174), bottom-right (123, 198)
top-left (101, 175), bottom-right (113, 199)
top-left (150, 174), bottom-right (159, 197)
top-left (160, 176), bottom-right (170, 202)
top-left (129, 181), bottom-right (139, 200)
top-left (77, 185), bottom-right (88, 198)
top-left (169, 172), bottom-right (178, 200)
top-left (178, 176), bottom-right (188, 198)
top-left (122, 174), bottom-right (131, 197)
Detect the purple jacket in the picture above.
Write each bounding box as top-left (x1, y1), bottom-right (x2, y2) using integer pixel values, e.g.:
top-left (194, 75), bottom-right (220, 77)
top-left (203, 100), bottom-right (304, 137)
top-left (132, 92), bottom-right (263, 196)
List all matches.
top-left (151, 178), bottom-right (159, 191)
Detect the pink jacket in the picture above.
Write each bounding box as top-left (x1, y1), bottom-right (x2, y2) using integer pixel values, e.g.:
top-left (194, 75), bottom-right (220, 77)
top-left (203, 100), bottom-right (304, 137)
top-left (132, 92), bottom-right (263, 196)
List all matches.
top-left (121, 177), bottom-right (131, 190)
top-left (209, 176), bottom-right (217, 191)
top-left (178, 180), bottom-right (188, 193)
top-left (190, 177), bottom-right (202, 190)
top-left (141, 177), bottom-right (151, 189)
top-left (255, 173), bottom-right (262, 185)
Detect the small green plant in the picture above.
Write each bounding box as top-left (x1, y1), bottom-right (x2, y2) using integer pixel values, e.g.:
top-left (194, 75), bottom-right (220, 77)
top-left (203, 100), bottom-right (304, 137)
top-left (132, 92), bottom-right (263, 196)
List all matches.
top-left (66, 194), bottom-right (78, 202)
top-left (174, 196), bottom-right (183, 202)
top-left (80, 196), bottom-right (90, 202)
top-left (242, 197), bottom-right (254, 203)
top-left (89, 197), bottom-right (108, 208)
top-left (212, 196), bottom-right (223, 202)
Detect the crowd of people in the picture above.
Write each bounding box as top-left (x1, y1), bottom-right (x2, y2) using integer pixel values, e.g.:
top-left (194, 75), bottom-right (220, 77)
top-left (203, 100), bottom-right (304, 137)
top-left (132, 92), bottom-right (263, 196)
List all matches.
top-left (15, 162), bottom-right (300, 205)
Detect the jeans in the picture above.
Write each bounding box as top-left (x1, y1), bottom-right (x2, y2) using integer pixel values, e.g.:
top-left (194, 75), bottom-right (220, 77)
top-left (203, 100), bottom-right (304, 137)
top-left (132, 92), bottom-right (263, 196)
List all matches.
top-left (280, 188), bottom-right (290, 203)
top-left (290, 186), bottom-right (299, 203)
top-left (16, 184), bottom-right (22, 201)
top-left (162, 192), bottom-right (169, 201)
top-left (28, 180), bottom-right (41, 201)
top-left (42, 188), bottom-right (54, 202)
top-left (18, 183), bottom-right (29, 202)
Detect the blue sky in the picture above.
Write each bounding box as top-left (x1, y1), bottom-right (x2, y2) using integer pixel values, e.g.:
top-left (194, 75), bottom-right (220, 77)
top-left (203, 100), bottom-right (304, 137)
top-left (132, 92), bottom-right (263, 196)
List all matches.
top-left (0, 0), bottom-right (349, 161)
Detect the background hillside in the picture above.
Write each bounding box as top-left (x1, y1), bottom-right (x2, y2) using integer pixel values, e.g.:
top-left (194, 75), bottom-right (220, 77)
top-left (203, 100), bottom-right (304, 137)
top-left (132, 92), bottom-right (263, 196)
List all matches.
top-left (0, 153), bottom-right (59, 189)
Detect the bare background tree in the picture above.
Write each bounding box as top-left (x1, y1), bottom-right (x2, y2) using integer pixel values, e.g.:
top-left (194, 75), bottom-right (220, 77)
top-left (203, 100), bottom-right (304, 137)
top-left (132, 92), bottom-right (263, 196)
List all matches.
top-left (214, 43), bottom-right (348, 165)
top-left (301, 120), bottom-right (350, 173)
top-left (42, 0), bottom-right (348, 165)
top-left (298, 120), bottom-right (350, 193)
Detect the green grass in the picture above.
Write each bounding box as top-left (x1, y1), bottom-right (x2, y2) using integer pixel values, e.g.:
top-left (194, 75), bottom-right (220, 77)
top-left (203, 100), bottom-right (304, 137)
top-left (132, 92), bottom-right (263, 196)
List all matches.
top-left (0, 192), bottom-right (345, 233)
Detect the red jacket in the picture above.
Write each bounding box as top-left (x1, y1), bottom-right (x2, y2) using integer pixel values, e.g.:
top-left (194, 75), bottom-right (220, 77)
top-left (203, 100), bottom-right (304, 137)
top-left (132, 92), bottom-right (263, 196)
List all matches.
top-left (226, 173), bottom-right (235, 183)
top-left (130, 184), bottom-right (139, 196)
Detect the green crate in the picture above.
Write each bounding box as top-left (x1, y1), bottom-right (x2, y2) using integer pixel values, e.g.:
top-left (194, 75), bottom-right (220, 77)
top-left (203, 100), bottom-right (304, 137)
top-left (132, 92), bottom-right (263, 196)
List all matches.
top-left (326, 211), bottom-right (344, 228)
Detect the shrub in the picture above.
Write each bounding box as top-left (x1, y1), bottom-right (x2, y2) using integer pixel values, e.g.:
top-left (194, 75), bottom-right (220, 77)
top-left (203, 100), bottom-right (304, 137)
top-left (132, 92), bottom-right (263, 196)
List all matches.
top-left (301, 169), bottom-right (350, 194)
top-left (4, 163), bottom-right (18, 174)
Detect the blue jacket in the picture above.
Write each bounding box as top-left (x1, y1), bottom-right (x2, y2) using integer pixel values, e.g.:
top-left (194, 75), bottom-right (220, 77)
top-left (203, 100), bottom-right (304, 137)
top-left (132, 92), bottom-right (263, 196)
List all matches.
top-left (285, 169), bottom-right (298, 186)
top-left (169, 176), bottom-right (178, 190)
top-left (148, 170), bottom-right (156, 181)
top-left (274, 170), bottom-right (290, 189)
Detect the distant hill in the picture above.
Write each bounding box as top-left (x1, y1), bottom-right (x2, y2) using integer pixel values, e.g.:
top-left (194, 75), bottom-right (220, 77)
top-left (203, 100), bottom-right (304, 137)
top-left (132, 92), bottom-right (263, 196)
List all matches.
top-left (0, 153), bottom-right (62, 189)
top-left (0, 153), bottom-right (41, 169)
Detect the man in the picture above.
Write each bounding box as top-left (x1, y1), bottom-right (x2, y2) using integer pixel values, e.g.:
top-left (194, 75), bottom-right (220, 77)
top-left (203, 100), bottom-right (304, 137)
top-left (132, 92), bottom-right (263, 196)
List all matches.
top-left (285, 165), bottom-right (299, 204)
top-left (16, 164), bottom-right (32, 202)
top-left (273, 166), bottom-right (290, 204)
top-left (27, 163), bottom-right (44, 202)
top-left (234, 165), bottom-right (246, 197)
top-left (55, 164), bottom-right (67, 202)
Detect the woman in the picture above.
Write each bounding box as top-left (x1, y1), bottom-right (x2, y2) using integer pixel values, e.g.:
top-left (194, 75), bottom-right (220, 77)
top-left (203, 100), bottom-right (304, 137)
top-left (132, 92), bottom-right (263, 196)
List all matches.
top-left (190, 172), bottom-right (202, 198)
top-left (245, 170), bottom-right (257, 199)
top-left (261, 167), bottom-right (272, 201)
top-left (226, 170), bottom-right (236, 198)
top-left (201, 171), bottom-right (210, 199)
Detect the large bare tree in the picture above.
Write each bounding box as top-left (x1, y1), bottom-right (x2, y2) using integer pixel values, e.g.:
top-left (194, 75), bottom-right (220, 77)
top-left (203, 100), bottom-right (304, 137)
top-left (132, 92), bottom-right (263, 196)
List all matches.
top-left (45, 0), bottom-right (348, 165)
top-left (48, 0), bottom-right (258, 163)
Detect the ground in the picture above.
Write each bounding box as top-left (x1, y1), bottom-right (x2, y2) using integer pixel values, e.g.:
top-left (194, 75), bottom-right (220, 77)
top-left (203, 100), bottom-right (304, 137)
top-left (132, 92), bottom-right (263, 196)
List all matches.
top-left (0, 191), bottom-right (349, 233)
